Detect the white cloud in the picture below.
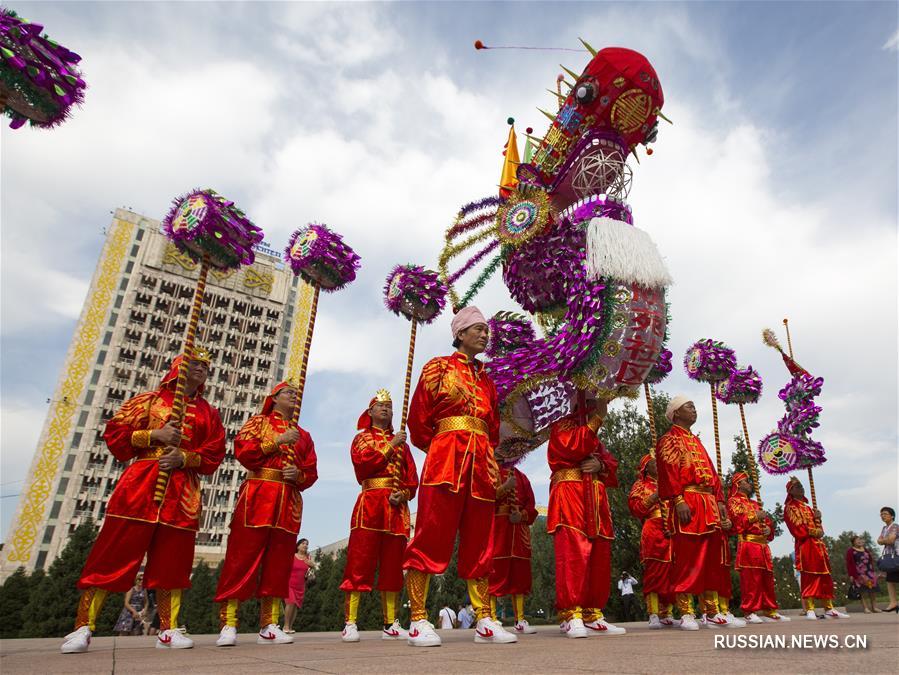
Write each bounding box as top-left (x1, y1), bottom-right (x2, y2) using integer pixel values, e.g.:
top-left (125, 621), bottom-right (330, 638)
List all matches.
top-left (884, 28), bottom-right (899, 51)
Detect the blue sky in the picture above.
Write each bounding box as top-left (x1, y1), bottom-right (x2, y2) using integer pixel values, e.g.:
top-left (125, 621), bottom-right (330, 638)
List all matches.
top-left (2, 1), bottom-right (896, 558)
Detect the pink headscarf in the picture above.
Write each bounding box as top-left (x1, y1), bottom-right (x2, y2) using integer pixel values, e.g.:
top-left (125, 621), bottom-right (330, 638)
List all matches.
top-left (451, 306), bottom-right (487, 338)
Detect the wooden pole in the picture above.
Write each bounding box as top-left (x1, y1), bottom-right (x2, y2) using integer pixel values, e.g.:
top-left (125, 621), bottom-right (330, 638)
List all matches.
top-left (154, 254), bottom-right (210, 503)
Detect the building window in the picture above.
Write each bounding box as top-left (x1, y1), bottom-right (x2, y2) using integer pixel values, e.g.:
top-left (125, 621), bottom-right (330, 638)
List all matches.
top-left (91, 370), bottom-right (100, 385)
top-left (56, 477), bottom-right (69, 496)
top-left (97, 350), bottom-right (106, 365)
top-left (64, 454), bottom-right (75, 471)
top-left (49, 501), bottom-right (61, 519)
top-left (108, 311), bottom-right (118, 326)
top-left (114, 295), bottom-right (123, 309)
top-left (84, 390), bottom-right (94, 405)
top-left (77, 411), bottom-right (89, 427)
top-left (119, 278), bottom-right (128, 291)
top-left (130, 244), bottom-right (139, 257)
top-left (42, 526), bottom-right (55, 544)
top-left (35, 551), bottom-right (47, 571)
top-left (125, 261), bottom-right (134, 273)
top-left (135, 228), bottom-right (144, 241)
top-left (71, 432), bottom-right (83, 448)
top-left (102, 332), bottom-right (111, 346)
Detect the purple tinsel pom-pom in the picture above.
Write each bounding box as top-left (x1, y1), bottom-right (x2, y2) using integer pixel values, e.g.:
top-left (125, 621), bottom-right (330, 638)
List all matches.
top-left (486, 312), bottom-right (537, 359)
top-left (162, 189), bottom-right (263, 270)
top-left (683, 339), bottom-right (737, 384)
top-left (383, 264), bottom-right (447, 324)
top-left (644, 349), bottom-right (673, 385)
top-left (284, 224), bottom-right (360, 292)
top-left (758, 371), bottom-right (827, 474)
top-left (1, 8), bottom-right (87, 129)
top-left (715, 366), bottom-right (763, 405)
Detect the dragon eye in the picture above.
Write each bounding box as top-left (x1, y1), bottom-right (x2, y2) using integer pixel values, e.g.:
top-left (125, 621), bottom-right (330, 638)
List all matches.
top-left (575, 78), bottom-right (598, 105)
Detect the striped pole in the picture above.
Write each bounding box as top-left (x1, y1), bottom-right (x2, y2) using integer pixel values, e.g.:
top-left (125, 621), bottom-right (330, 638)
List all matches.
top-left (292, 283), bottom-right (320, 424)
top-left (390, 318), bottom-right (418, 492)
top-left (644, 382), bottom-right (658, 452)
top-left (710, 384), bottom-right (722, 475)
top-left (738, 403), bottom-right (763, 507)
top-left (154, 254), bottom-right (210, 503)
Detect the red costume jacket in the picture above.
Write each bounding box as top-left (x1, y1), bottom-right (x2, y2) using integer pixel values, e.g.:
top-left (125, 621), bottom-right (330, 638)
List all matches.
top-left (348, 426), bottom-right (418, 537)
top-left (407, 352), bottom-right (500, 501)
top-left (785, 496), bottom-right (830, 575)
top-left (656, 425), bottom-right (723, 536)
top-left (728, 493), bottom-right (774, 571)
top-left (232, 411), bottom-right (317, 534)
top-left (103, 387), bottom-right (225, 530)
top-left (547, 414), bottom-right (618, 539)
top-left (493, 467), bottom-right (538, 560)
top-left (628, 475), bottom-right (671, 563)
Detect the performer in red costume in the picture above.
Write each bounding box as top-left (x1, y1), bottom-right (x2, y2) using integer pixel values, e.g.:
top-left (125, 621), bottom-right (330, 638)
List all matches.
top-left (655, 396), bottom-right (739, 630)
top-left (627, 455), bottom-right (675, 629)
top-left (62, 351), bottom-right (225, 654)
top-left (727, 472), bottom-right (790, 623)
top-left (784, 476), bottom-right (849, 620)
top-left (339, 390), bottom-right (418, 643)
top-left (547, 394), bottom-right (626, 639)
top-left (489, 457), bottom-right (539, 635)
top-left (713, 510), bottom-right (745, 627)
top-left (214, 381), bottom-right (318, 647)
top-left (403, 306), bottom-right (516, 646)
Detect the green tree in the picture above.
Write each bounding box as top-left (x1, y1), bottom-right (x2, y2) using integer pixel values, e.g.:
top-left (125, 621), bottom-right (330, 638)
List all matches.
top-left (20, 520), bottom-right (124, 637)
top-left (525, 516), bottom-right (555, 623)
top-left (180, 560), bottom-right (219, 634)
top-left (0, 567), bottom-right (42, 637)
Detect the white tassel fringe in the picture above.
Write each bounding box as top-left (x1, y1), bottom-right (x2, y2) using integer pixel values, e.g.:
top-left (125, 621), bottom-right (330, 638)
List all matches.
top-left (585, 217), bottom-right (672, 288)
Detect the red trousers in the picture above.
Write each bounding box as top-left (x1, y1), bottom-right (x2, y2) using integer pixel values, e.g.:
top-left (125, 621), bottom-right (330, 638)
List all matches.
top-left (489, 557), bottom-right (532, 597)
top-left (642, 559), bottom-right (671, 596)
top-left (800, 571), bottom-right (834, 600)
top-left (214, 520), bottom-right (296, 602)
top-left (671, 532), bottom-right (718, 595)
top-left (340, 528), bottom-right (406, 593)
top-left (553, 527), bottom-right (611, 611)
top-left (739, 567), bottom-right (778, 613)
top-left (404, 455), bottom-right (495, 579)
top-left (78, 516), bottom-right (195, 592)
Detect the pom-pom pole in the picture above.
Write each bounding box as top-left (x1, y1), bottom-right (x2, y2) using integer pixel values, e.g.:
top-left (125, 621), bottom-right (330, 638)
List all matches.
top-left (153, 254), bottom-right (210, 503)
top-left (292, 283), bottom-right (321, 425)
top-left (784, 317), bottom-right (817, 511)
top-left (399, 319), bottom-right (418, 431)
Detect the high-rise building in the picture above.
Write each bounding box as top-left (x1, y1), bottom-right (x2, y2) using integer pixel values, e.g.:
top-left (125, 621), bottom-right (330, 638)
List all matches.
top-left (1, 208), bottom-right (313, 579)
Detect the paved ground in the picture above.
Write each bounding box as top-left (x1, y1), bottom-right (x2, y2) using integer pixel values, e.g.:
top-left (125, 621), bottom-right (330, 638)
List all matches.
top-left (1, 611), bottom-right (896, 674)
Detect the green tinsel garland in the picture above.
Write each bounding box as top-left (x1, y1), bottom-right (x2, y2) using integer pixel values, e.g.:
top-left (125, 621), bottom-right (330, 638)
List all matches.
top-left (458, 254), bottom-right (502, 308)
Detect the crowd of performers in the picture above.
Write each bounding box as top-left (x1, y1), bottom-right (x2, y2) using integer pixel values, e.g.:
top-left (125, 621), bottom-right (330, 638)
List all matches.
top-left (61, 307), bottom-right (848, 654)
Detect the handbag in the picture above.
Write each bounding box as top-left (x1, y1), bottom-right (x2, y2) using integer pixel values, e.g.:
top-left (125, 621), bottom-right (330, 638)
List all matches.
top-left (877, 551), bottom-right (899, 572)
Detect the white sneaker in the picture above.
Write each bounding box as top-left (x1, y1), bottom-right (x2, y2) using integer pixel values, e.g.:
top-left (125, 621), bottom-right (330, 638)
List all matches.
top-left (156, 629), bottom-right (194, 649)
top-left (216, 625), bottom-right (237, 647)
top-left (562, 617), bottom-right (588, 638)
top-left (584, 618), bottom-right (626, 635)
top-left (474, 617), bottom-right (517, 644)
top-left (513, 619), bottom-right (537, 634)
top-left (824, 609), bottom-right (850, 619)
top-left (703, 613), bottom-right (730, 628)
top-left (745, 613), bottom-right (764, 624)
top-left (680, 614), bottom-right (700, 631)
top-left (725, 612), bottom-right (746, 628)
top-left (804, 610), bottom-right (819, 620)
top-left (61, 626), bottom-right (91, 654)
top-left (257, 624), bottom-right (294, 644)
top-left (648, 614), bottom-right (662, 630)
top-left (407, 619), bottom-right (441, 647)
top-left (763, 612), bottom-right (791, 622)
top-left (341, 622), bottom-right (360, 643)
top-left (382, 620), bottom-right (407, 639)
